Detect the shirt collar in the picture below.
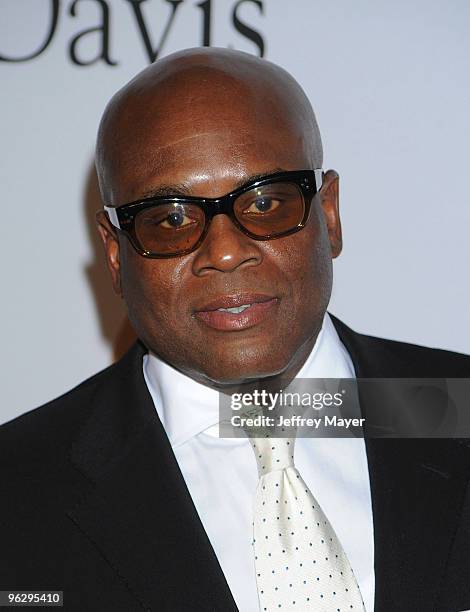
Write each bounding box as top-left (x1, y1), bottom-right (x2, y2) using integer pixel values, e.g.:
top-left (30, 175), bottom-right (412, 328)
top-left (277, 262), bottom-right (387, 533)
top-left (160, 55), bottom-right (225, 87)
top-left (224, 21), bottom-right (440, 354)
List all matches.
top-left (143, 312), bottom-right (355, 448)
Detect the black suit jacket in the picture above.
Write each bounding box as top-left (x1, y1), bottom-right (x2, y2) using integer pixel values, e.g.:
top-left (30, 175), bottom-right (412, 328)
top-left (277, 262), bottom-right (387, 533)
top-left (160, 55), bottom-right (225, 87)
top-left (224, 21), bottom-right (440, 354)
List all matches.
top-left (1, 316), bottom-right (470, 612)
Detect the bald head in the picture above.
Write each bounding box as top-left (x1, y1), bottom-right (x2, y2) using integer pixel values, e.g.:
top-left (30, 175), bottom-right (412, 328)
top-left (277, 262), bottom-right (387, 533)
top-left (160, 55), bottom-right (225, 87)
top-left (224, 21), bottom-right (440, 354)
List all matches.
top-left (95, 47), bottom-right (323, 205)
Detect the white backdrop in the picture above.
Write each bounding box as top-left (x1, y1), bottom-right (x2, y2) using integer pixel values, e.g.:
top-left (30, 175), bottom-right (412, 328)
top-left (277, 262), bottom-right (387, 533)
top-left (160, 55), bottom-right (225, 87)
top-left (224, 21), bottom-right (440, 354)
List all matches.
top-left (2, 0), bottom-right (469, 425)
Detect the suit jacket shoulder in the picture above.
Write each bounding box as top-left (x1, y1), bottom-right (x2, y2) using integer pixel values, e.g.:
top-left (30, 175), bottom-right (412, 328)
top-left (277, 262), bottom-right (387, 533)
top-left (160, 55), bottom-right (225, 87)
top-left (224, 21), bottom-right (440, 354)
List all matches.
top-left (330, 313), bottom-right (470, 377)
top-left (0, 342), bottom-right (144, 470)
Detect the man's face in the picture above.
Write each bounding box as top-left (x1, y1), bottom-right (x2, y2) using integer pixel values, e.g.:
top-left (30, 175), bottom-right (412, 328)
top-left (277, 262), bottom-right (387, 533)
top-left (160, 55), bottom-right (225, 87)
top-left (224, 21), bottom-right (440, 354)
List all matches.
top-left (98, 68), bottom-right (341, 386)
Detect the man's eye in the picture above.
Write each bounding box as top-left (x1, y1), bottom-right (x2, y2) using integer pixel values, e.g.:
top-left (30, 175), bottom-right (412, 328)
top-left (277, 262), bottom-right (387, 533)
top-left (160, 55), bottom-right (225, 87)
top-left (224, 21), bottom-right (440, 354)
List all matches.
top-left (244, 197), bottom-right (281, 214)
top-left (160, 211), bottom-right (195, 228)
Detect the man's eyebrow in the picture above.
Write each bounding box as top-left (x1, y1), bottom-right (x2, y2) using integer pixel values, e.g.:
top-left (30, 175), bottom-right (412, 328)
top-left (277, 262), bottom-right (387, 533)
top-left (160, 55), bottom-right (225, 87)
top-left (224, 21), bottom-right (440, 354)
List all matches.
top-left (140, 183), bottom-right (192, 198)
top-left (231, 168), bottom-right (287, 191)
top-left (140, 168), bottom-right (288, 200)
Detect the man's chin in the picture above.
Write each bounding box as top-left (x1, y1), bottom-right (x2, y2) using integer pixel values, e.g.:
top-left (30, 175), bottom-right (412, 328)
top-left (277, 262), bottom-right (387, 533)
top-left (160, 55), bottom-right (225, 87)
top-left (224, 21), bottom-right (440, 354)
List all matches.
top-left (195, 357), bottom-right (293, 390)
top-left (191, 329), bottom-right (319, 390)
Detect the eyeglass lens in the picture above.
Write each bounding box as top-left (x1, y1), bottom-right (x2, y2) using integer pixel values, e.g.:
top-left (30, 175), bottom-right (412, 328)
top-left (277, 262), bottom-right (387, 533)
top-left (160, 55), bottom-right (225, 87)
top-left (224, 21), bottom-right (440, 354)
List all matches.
top-left (134, 181), bottom-right (306, 255)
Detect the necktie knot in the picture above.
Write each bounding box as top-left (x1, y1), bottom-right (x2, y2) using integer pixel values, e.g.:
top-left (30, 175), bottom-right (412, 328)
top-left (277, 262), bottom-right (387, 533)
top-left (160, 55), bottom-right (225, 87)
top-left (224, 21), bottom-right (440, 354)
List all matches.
top-left (250, 436), bottom-right (295, 477)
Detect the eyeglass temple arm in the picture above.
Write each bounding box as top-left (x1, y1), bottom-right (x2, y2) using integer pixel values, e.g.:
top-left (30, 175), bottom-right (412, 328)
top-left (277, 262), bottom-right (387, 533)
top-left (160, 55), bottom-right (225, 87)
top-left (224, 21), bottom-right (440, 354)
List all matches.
top-left (104, 206), bottom-right (120, 229)
top-left (314, 168), bottom-right (323, 192)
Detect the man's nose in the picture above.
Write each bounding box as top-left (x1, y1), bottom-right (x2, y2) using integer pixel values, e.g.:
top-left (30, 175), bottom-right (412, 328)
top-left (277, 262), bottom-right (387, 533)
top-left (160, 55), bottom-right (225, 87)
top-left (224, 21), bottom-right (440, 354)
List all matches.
top-left (191, 214), bottom-right (263, 276)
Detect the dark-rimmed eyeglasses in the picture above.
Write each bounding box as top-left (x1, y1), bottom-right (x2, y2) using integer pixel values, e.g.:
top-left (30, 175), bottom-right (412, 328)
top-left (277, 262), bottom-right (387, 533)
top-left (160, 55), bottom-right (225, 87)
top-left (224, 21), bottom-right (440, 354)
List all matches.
top-left (104, 169), bottom-right (323, 258)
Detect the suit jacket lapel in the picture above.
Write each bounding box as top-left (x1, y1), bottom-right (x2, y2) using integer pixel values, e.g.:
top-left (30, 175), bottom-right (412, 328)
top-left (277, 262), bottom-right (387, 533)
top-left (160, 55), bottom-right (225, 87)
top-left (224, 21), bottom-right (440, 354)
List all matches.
top-left (331, 314), bottom-right (470, 610)
top-left (67, 342), bottom-right (237, 611)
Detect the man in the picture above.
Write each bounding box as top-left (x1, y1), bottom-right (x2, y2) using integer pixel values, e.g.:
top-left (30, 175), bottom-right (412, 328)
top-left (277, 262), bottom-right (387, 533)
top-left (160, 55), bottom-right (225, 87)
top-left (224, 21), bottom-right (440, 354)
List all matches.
top-left (1, 48), bottom-right (469, 612)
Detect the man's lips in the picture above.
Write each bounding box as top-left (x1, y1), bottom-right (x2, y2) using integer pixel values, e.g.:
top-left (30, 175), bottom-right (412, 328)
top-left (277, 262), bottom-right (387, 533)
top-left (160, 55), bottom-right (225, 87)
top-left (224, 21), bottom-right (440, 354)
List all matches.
top-left (193, 293), bottom-right (279, 331)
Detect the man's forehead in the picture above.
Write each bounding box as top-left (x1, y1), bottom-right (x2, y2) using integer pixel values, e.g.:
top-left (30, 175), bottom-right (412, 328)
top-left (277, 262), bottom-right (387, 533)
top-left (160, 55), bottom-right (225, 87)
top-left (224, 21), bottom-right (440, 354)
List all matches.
top-left (111, 131), bottom-right (310, 204)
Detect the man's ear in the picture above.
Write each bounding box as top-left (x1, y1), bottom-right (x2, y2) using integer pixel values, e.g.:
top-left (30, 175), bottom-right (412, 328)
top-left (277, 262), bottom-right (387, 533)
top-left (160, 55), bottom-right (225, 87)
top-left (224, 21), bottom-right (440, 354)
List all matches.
top-left (96, 210), bottom-right (122, 296)
top-left (319, 170), bottom-right (342, 259)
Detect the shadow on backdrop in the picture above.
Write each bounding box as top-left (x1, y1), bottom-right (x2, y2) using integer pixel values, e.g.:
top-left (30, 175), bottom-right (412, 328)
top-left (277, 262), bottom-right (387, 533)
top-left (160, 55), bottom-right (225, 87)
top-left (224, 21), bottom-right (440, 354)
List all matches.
top-left (83, 161), bottom-right (136, 361)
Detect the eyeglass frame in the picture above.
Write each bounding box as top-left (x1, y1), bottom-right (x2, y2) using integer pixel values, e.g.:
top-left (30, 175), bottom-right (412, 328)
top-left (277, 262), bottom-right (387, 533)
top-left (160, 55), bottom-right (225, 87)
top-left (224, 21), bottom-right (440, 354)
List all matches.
top-left (104, 168), bottom-right (324, 258)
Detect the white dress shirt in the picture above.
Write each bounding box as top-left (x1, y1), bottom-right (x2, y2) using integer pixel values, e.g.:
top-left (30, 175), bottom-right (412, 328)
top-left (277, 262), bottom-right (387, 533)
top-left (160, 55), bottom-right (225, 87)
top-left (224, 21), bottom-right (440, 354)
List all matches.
top-left (143, 313), bottom-right (375, 611)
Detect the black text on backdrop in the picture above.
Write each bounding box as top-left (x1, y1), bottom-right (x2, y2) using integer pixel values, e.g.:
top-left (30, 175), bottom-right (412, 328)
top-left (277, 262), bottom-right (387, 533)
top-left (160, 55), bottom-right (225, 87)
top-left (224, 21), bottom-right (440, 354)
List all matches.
top-left (0, 0), bottom-right (265, 66)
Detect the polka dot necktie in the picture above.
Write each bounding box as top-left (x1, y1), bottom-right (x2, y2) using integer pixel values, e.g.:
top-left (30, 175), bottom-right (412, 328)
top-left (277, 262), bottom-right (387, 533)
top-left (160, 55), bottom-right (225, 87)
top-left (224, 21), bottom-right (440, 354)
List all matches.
top-left (249, 436), bottom-right (365, 612)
